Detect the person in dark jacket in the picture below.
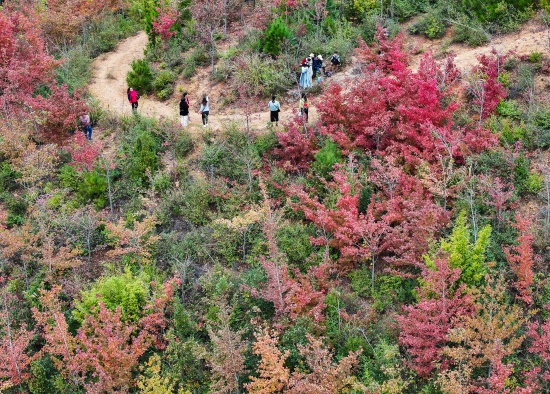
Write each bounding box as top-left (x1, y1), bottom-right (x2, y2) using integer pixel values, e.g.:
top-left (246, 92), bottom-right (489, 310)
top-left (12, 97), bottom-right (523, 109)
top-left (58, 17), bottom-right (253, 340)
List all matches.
top-left (312, 55), bottom-right (322, 78)
top-left (179, 92), bottom-right (190, 127)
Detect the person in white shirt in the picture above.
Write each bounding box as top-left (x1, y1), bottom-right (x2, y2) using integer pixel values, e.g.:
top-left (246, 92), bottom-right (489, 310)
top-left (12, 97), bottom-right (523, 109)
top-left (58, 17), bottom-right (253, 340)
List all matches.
top-left (199, 96), bottom-right (209, 127)
top-left (268, 95), bottom-right (281, 126)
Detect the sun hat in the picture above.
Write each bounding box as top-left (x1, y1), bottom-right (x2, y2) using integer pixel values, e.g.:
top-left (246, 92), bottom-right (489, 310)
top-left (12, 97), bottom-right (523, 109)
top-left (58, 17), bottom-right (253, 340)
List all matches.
top-left (317, 55), bottom-right (323, 60)
top-left (309, 53), bottom-right (314, 58)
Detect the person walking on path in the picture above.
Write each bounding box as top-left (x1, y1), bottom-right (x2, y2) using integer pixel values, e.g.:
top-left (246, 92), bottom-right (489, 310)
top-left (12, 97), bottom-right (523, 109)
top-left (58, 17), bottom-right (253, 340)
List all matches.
top-left (313, 55), bottom-right (322, 78)
top-left (199, 96), bottom-right (209, 127)
top-left (330, 52), bottom-right (341, 73)
top-left (268, 95), bottom-right (281, 126)
top-left (128, 87), bottom-right (139, 113)
top-left (179, 92), bottom-right (190, 127)
top-left (299, 93), bottom-right (308, 123)
top-left (300, 59), bottom-right (312, 89)
top-left (307, 54), bottom-right (314, 86)
top-left (317, 55), bottom-right (326, 76)
top-left (79, 112), bottom-right (93, 140)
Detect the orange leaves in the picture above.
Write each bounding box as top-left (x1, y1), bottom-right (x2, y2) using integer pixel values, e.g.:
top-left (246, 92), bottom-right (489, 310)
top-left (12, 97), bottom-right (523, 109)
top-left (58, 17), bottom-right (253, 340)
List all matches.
top-left (246, 328), bottom-right (290, 394)
top-left (105, 215), bottom-right (160, 266)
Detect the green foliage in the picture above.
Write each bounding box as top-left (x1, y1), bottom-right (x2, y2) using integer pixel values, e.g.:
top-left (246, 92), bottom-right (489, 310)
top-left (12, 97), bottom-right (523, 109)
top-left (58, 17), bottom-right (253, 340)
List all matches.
top-left (263, 17), bottom-right (291, 55)
top-left (178, 180), bottom-right (212, 226)
top-left (232, 54), bottom-right (293, 97)
top-left (451, 15), bottom-right (490, 46)
top-left (55, 46), bottom-right (92, 94)
top-left (181, 47), bottom-right (210, 79)
top-left (276, 222), bottom-right (315, 268)
top-left (254, 128), bottom-right (278, 157)
top-left (496, 100), bottom-right (522, 119)
top-left (0, 162), bottom-right (19, 193)
top-left (432, 211), bottom-right (491, 285)
top-left (409, 11), bottom-right (447, 39)
top-left (345, 0), bottom-right (379, 21)
top-left (83, 12), bottom-right (140, 58)
top-left (532, 108), bottom-right (550, 149)
top-left (362, 339), bottom-right (409, 392)
top-left (28, 356), bottom-right (63, 394)
top-left (462, 0), bottom-right (533, 32)
top-left (78, 170), bottom-right (108, 209)
top-left (153, 70), bottom-right (176, 100)
top-left (129, 0), bottom-right (159, 36)
top-left (127, 59), bottom-right (154, 93)
top-left (73, 269), bottom-right (150, 323)
top-left (153, 172), bottom-right (171, 194)
top-left (392, 0), bottom-right (425, 20)
top-left (490, 116), bottom-right (526, 145)
top-left (1, 193), bottom-right (27, 226)
top-left (120, 120), bottom-right (161, 186)
top-left (59, 164), bottom-right (81, 190)
top-left (528, 51), bottom-right (543, 63)
top-left (312, 138), bottom-right (342, 177)
top-left (514, 154), bottom-right (543, 195)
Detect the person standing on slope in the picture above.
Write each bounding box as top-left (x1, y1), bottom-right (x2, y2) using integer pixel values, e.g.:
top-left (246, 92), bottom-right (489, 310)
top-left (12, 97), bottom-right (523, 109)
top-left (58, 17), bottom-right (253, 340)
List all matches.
top-left (299, 93), bottom-right (308, 123)
top-left (300, 57), bottom-right (312, 89)
top-left (199, 96), bottom-right (209, 127)
top-left (179, 92), bottom-right (190, 127)
top-left (79, 111), bottom-right (93, 140)
top-left (268, 95), bottom-right (281, 127)
top-left (128, 87), bottom-right (140, 113)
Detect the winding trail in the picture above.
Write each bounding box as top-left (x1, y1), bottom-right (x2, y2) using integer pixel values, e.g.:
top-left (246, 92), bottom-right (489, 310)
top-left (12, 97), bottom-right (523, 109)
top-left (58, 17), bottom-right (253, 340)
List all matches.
top-left (89, 21), bottom-right (550, 131)
top-left (88, 31), bottom-right (318, 132)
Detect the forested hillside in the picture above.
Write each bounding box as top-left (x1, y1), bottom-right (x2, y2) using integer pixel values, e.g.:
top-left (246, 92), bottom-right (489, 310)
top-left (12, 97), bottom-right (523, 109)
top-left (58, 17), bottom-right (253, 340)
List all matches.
top-left (2, 0), bottom-right (550, 392)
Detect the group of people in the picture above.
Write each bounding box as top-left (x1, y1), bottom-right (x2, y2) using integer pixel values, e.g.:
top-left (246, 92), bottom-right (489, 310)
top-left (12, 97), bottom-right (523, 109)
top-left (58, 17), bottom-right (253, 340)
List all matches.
top-left (267, 92), bottom-right (309, 126)
top-left (80, 53), bottom-right (341, 139)
top-left (299, 52), bottom-right (341, 89)
top-left (179, 93), bottom-right (210, 127)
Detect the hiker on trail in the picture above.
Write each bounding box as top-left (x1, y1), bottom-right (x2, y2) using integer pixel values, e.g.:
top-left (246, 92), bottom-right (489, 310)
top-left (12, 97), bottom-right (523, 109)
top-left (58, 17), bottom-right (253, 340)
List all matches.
top-left (313, 54), bottom-right (322, 78)
top-left (128, 87), bottom-right (139, 113)
top-left (307, 54), bottom-right (314, 85)
top-left (300, 59), bottom-right (312, 89)
top-left (199, 96), bottom-right (209, 127)
top-left (299, 93), bottom-right (308, 123)
top-left (330, 52), bottom-right (341, 72)
top-left (79, 112), bottom-right (92, 140)
top-left (268, 95), bottom-right (281, 127)
top-left (179, 92), bottom-right (190, 127)
top-left (317, 55), bottom-right (326, 76)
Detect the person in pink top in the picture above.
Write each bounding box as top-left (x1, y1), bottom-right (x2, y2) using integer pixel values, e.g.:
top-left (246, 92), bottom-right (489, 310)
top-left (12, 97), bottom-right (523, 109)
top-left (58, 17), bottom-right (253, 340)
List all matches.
top-left (127, 87), bottom-right (140, 113)
top-left (79, 112), bottom-right (92, 140)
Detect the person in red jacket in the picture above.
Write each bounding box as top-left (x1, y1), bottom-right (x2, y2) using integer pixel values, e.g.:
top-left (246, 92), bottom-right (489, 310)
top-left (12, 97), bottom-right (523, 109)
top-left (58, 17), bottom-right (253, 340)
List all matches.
top-left (127, 87), bottom-right (140, 113)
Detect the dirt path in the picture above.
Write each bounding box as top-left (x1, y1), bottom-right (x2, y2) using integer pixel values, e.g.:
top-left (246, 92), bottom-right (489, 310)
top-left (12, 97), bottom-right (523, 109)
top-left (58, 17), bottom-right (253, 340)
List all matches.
top-left (89, 32), bottom-right (317, 133)
top-left (89, 21), bottom-right (550, 133)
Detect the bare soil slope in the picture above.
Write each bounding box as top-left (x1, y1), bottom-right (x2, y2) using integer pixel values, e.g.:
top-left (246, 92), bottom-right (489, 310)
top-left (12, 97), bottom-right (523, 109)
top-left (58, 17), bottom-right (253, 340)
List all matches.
top-left (408, 19), bottom-right (550, 70)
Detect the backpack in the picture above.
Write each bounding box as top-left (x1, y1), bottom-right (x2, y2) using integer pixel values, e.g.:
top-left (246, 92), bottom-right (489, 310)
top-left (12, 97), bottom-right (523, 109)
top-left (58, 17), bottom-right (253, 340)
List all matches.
top-left (331, 55), bottom-right (341, 65)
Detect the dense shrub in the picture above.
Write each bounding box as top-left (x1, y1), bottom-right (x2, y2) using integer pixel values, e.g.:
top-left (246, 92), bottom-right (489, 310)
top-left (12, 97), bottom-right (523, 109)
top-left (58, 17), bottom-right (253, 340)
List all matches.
top-left (532, 108), bottom-right (550, 149)
top-left (83, 13), bottom-right (139, 58)
top-left (153, 70), bottom-right (176, 100)
top-left (263, 17), bottom-right (291, 55)
top-left (451, 15), bottom-right (490, 46)
top-left (181, 46), bottom-right (210, 79)
top-left (409, 11), bottom-right (447, 39)
top-left (126, 59), bottom-right (154, 93)
top-left (73, 270), bottom-right (150, 322)
top-left (231, 54), bottom-right (293, 97)
top-left (462, 0), bottom-right (533, 32)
